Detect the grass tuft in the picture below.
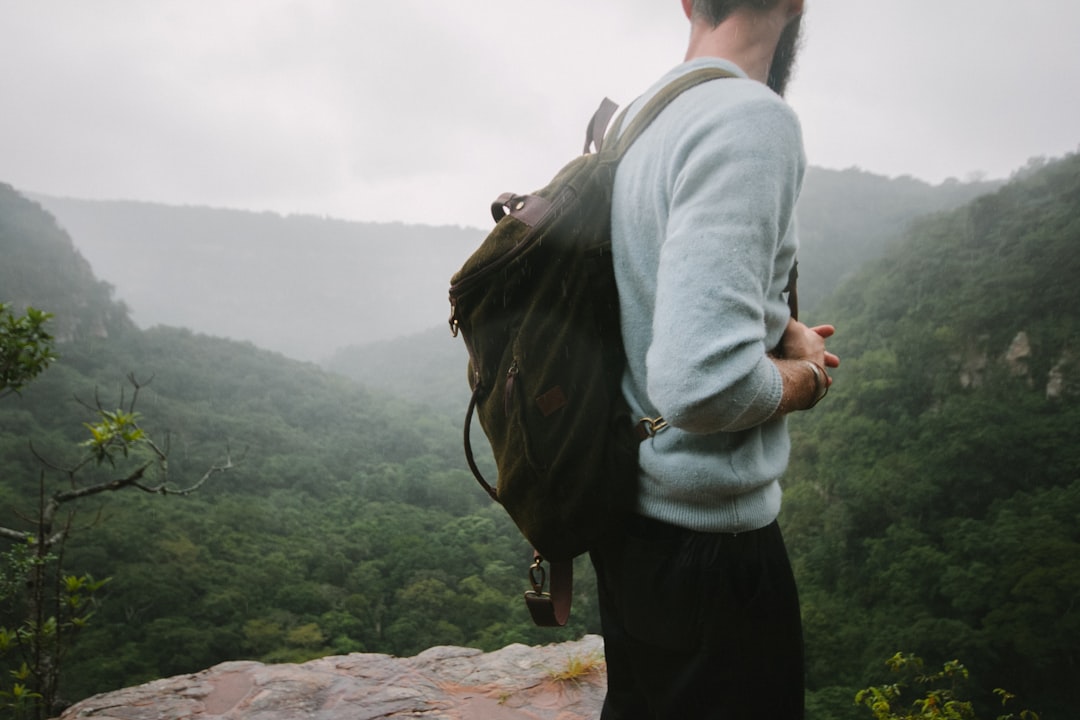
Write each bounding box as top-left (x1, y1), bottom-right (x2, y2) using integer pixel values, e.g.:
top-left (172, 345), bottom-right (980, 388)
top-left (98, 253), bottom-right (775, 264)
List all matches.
top-left (547, 652), bottom-right (606, 684)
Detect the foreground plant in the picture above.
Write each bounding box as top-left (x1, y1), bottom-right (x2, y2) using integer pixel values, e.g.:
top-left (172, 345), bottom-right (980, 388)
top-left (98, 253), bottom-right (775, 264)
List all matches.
top-left (855, 652), bottom-right (1038, 720)
top-left (548, 651), bottom-right (605, 684)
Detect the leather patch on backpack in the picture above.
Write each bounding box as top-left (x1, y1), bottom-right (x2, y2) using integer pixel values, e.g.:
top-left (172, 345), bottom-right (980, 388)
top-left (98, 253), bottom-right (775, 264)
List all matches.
top-left (535, 386), bottom-right (568, 417)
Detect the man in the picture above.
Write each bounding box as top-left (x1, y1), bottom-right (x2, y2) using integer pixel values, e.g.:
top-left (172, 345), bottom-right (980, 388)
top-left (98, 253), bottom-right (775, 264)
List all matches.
top-left (590, 0), bottom-right (838, 717)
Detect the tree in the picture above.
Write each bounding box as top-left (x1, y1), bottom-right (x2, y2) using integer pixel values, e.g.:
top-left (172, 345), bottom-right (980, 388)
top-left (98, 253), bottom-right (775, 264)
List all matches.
top-left (0, 306), bottom-right (236, 718)
top-left (0, 304), bottom-right (56, 401)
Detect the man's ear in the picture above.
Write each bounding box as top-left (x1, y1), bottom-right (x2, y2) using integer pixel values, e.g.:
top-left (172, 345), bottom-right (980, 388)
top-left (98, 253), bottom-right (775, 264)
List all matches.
top-left (681, 0), bottom-right (694, 21)
top-left (788, 0), bottom-right (805, 18)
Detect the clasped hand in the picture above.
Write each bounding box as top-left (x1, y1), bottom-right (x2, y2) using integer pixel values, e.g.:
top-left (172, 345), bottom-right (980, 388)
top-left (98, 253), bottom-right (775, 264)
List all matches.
top-left (779, 319), bottom-right (840, 383)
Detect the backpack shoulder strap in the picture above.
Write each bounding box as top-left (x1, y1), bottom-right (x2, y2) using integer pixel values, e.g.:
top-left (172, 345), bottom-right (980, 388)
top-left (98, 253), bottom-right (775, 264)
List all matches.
top-left (611, 66), bottom-right (736, 157)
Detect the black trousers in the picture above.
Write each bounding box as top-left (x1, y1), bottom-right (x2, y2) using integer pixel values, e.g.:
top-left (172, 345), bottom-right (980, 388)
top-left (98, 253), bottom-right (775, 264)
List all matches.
top-left (590, 516), bottom-right (804, 720)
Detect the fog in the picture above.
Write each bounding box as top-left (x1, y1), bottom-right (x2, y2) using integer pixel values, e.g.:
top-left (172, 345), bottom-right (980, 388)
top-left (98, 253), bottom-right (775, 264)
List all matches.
top-left (3, 1), bottom-right (1078, 228)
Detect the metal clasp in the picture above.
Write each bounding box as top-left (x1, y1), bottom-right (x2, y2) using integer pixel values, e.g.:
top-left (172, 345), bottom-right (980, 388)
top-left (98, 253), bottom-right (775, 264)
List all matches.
top-left (448, 301), bottom-right (459, 337)
top-left (638, 416), bottom-right (669, 436)
top-left (528, 556), bottom-right (548, 595)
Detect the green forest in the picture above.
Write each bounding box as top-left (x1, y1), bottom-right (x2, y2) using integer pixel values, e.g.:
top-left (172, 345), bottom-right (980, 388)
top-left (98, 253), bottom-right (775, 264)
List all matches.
top-left (1, 153), bottom-right (1078, 719)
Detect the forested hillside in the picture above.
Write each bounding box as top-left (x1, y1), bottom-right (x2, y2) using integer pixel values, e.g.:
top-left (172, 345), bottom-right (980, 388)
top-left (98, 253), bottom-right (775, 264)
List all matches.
top-left (2, 151), bottom-right (1078, 719)
top-left (795, 166), bottom-right (1001, 311)
top-left (784, 152), bottom-right (1080, 718)
top-left (0, 184), bottom-right (131, 344)
top-left (325, 326), bottom-right (470, 419)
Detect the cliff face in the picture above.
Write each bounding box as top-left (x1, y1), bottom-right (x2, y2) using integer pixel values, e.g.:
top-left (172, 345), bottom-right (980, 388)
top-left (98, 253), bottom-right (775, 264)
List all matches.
top-left (56, 636), bottom-right (606, 720)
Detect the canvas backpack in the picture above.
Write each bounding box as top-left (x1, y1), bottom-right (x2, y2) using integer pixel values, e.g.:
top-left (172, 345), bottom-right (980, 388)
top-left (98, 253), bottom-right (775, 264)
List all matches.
top-left (447, 67), bottom-right (736, 626)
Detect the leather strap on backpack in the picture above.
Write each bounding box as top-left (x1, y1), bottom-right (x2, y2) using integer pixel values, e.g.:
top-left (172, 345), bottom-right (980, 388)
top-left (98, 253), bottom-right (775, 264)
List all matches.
top-left (785, 260), bottom-right (800, 321)
top-left (524, 552), bottom-right (573, 627)
top-left (584, 97), bottom-right (619, 154)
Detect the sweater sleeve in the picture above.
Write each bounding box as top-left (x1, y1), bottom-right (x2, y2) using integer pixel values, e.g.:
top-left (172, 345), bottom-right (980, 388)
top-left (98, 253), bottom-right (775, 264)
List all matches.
top-left (645, 91), bottom-right (804, 433)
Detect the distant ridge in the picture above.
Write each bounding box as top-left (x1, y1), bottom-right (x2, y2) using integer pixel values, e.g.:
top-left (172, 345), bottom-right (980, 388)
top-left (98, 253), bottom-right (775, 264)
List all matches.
top-left (28, 166), bottom-right (999, 363)
top-left (29, 194), bottom-right (484, 362)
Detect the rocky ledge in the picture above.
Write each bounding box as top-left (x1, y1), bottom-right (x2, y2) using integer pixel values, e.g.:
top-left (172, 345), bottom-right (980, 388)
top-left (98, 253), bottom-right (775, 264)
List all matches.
top-left (57, 635), bottom-right (606, 720)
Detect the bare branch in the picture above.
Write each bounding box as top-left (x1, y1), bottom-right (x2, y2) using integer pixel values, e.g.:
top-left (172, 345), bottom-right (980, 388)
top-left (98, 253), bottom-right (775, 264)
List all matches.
top-left (0, 525), bottom-right (32, 543)
top-left (12, 506), bottom-right (39, 527)
top-left (125, 372), bottom-right (154, 413)
top-left (52, 461), bottom-right (155, 504)
top-left (28, 440), bottom-right (70, 473)
top-left (163, 460), bottom-right (229, 496)
top-left (143, 443), bottom-right (244, 497)
top-left (142, 435), bottom-right (169, 463)
top-left (72, 392), bottom-right (96, 413)
top-left (28, 438), bottom-right (94, 479)
top-left (57, 508), bottom-right (103, 538)
top-left (35, 508), bottom-right (107, 550)
top-left (45, 443), bottom-right (237, 502)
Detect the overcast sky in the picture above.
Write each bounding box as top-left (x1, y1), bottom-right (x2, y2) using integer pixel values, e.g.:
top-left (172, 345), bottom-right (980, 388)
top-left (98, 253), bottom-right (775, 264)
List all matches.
top-left (3, 1), bottom-right (1078, 229)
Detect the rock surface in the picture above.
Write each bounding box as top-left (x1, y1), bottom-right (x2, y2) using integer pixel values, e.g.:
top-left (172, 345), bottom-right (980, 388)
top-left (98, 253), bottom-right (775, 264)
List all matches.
top-left (57, 635), bottom-right (607, 720)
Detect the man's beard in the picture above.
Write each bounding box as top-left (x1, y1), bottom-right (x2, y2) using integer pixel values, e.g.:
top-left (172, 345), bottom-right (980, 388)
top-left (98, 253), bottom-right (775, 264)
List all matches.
top-left (767, 14), bottom-right (803, 96)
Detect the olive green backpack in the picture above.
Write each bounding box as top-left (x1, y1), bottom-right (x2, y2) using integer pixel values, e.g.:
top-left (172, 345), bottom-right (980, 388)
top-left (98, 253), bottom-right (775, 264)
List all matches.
top-left (447, 68), bottom-right (734, 625)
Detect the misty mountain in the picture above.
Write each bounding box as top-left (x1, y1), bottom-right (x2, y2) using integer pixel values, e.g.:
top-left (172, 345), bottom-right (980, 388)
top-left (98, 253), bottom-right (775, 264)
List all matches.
top-left (325, 326), bottom-right (470, 419)
top-left (795, 166), bottom-right (1002, 311)
top-left (27, 195), bottom-right (483, 362)
top-left (28, 166), bottom-right (999, 367)
top-left (0, 183), bottom-right (132, 343)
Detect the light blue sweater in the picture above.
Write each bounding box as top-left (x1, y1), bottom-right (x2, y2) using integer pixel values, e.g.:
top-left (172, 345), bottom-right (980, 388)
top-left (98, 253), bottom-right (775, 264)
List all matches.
top-left (611, 57), bottom-right (806, 533)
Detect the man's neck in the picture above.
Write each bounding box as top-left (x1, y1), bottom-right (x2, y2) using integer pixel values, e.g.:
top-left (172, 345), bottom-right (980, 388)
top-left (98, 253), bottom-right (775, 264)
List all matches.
top-left (684, 8), bottom-right (790, 85)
